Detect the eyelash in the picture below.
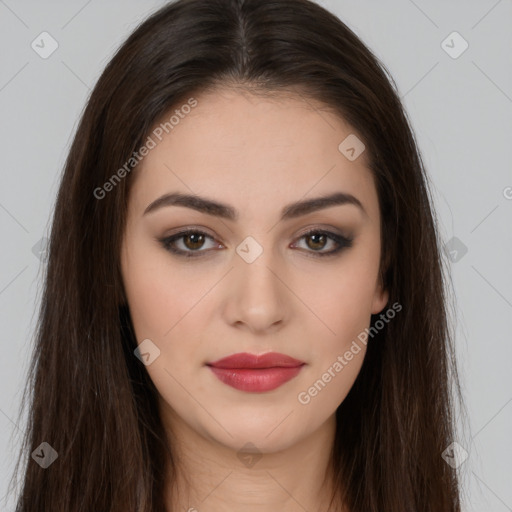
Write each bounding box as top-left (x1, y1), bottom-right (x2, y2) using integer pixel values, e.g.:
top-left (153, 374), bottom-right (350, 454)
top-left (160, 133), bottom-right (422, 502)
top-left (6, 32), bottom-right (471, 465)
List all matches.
top-left (158, 228), bottom-right (353, 259)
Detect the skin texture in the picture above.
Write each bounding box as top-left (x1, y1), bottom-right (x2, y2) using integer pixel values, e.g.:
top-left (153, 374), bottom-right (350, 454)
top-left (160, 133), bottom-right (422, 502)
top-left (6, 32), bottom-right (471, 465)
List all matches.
top-left (120, 88), bottom-right (389, 512)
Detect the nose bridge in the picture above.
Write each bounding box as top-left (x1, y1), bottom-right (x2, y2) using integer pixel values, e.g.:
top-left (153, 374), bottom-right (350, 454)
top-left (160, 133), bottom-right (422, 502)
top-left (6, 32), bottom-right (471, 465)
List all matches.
top-left (226, 234), bottom-right (288, 331)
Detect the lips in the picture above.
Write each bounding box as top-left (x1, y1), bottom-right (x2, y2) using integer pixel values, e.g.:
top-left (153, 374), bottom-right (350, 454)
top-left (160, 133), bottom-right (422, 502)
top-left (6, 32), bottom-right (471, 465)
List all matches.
top-left (206, 352), bottom-right (305, 392)
top-left (208, 352), bottom-right (305, 369)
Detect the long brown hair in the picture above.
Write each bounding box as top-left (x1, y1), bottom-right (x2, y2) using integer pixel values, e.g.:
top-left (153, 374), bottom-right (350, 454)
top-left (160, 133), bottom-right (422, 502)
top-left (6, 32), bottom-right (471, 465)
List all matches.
top-left (9, 0), bottom-right (468, 510)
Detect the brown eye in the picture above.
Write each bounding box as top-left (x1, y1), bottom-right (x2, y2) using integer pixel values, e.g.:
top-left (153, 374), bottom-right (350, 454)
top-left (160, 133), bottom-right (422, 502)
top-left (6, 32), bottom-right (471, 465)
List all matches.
top-left (159, 229), bottom-right (219, 258)
top-left (292, 229), bottom-right (353, 257)
top-left (304, 232), bottom-right (328, 251)
top-left (182, 232), bottom-right (206, 250)
top-left (159, 228), bottom-right (353, 259)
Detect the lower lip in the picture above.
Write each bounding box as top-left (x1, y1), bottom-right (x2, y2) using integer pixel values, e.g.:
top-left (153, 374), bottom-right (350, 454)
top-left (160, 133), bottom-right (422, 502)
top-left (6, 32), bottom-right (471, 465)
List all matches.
top-left (208, 365), bottom-right (304, 392)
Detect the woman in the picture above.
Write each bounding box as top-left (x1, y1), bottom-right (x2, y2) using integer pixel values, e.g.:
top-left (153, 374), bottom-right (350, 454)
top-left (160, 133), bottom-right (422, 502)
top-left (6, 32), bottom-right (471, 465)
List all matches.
top-left (10, 0), bottom-right (467, 510)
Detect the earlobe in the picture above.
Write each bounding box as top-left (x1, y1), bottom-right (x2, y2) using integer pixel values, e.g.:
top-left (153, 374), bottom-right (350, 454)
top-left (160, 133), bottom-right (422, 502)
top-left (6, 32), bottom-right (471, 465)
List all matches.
top-left (371, 285), bottom-right (389, 315)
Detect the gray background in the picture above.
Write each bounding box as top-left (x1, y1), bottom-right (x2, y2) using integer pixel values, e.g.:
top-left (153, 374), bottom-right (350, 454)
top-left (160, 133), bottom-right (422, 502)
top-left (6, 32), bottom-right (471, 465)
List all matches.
top-left (1, 0), bottom-right (511, 510)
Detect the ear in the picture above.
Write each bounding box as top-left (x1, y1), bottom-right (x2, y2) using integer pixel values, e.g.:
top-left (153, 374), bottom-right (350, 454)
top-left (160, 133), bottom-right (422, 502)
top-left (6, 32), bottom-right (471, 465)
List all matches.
top-left (371, 280), bottom-right (389, 315)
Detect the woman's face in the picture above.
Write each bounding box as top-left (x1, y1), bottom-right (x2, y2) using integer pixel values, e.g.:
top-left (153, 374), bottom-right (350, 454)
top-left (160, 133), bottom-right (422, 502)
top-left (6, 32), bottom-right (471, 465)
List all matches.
top-left (120, 88), bottom-right (388, 452)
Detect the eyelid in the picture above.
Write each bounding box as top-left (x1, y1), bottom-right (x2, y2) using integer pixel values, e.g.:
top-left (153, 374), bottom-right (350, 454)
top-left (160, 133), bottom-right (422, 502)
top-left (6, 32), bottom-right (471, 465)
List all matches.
top-left (158, 224), bottom-right (353, 258)
top-left (163, 223), bottom-right (350, 240)
top-left (294, 224), bottom-right (351, 239)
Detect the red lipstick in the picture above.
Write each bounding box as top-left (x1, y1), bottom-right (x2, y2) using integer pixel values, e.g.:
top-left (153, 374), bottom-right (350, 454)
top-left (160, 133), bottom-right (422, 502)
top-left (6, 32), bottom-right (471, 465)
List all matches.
top-left (207, 352), bottom-right (305, 392)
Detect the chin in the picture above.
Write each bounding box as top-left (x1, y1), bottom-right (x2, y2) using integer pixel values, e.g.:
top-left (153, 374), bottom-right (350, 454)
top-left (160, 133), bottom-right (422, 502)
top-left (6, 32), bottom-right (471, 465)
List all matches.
top-left (205, 418), bottom-right (305, 454)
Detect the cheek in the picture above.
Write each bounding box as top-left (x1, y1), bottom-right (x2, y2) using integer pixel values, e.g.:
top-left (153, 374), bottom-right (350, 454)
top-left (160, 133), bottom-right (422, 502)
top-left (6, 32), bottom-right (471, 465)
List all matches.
top-left (308, 259), bottom-right (379, 336)
top-left (298, 251), bottom-right (380, 389)
top-left (122, 270), bottom-right (169, 340)
top-left (122, 246), bottom-right (207, 398)
top-left (121, 238), bottom-right (201, 342)
top-left (296, 276), bottom-right (373, 410)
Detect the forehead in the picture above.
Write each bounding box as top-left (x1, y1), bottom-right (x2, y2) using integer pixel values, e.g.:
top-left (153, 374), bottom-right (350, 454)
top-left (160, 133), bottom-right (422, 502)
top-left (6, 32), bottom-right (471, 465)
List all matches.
top-left (128, 88), bottom-right (379, 222)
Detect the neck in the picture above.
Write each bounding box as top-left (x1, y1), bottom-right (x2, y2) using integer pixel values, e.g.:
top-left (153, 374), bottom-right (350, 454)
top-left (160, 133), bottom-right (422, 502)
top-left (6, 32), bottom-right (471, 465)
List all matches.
top-left (160, 405), bottom-right (345, 511)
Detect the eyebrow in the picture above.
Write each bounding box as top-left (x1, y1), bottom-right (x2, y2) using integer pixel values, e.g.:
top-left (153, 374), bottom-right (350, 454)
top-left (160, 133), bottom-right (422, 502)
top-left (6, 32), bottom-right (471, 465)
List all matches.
top-left (143, 191), bottom-right (367, 221)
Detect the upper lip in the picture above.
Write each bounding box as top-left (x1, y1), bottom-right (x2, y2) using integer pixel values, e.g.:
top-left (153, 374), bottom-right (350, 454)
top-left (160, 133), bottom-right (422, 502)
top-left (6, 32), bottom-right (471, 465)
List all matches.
top-left (207, 352), bottom-right (305, 369)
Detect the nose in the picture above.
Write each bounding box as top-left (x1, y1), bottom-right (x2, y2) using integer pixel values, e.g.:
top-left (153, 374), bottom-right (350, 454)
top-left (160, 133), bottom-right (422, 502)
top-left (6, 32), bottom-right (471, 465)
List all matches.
top-left (222, 243), bottom-right (289, 335)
